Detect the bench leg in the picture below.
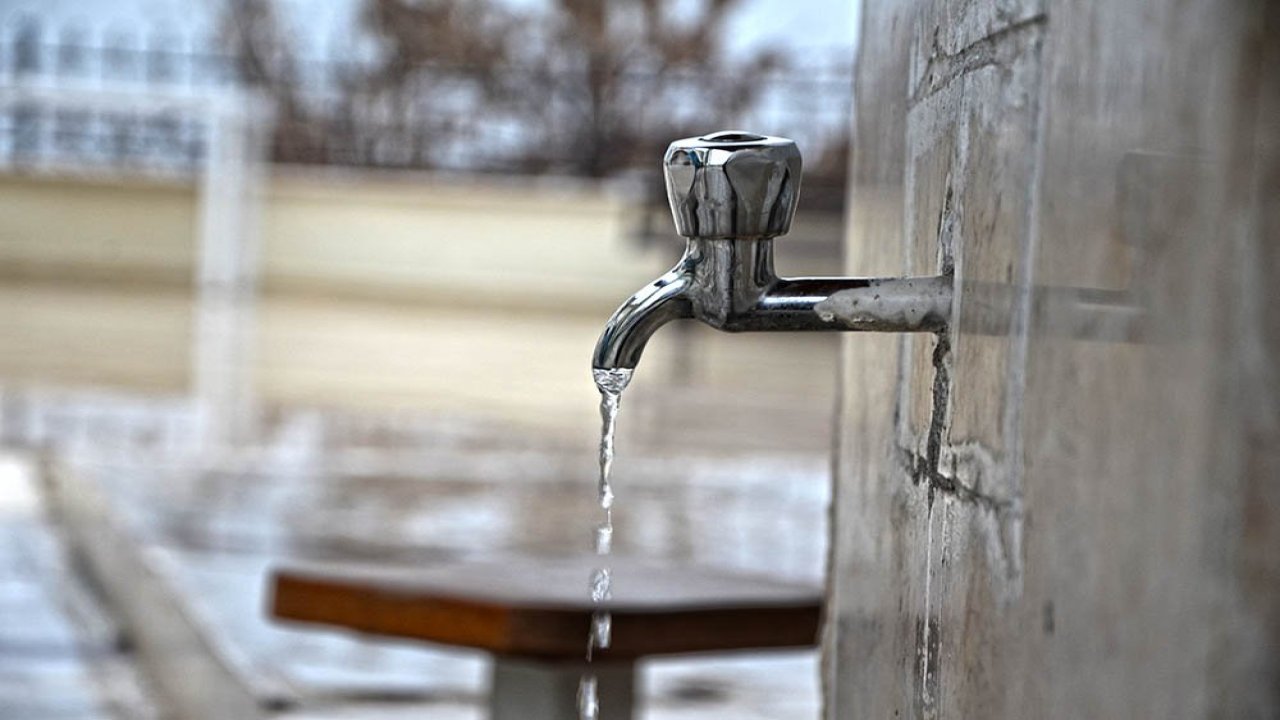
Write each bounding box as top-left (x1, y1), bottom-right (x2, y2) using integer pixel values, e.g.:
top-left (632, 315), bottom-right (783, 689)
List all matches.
top-left (490, 657), bottom-right (635, 720)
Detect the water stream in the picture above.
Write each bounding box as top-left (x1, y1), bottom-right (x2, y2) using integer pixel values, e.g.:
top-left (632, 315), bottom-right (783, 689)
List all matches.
top-left (579, 367), bottom-right (634, 720)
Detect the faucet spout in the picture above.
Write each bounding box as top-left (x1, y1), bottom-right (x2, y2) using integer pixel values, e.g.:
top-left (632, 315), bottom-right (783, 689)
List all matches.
top-left (592, 253), bottom-right (696, 370)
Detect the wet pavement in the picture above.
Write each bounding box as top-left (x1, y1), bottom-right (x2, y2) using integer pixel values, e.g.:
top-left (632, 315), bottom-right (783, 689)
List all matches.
top-left (0, 453), bottom-right (158, 720)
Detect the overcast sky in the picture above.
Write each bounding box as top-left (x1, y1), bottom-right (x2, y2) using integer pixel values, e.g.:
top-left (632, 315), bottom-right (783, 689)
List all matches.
top-left (0, 0), bottom-right (860, 61)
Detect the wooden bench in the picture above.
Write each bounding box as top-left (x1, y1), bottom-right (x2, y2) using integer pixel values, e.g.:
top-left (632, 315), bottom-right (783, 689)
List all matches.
top-left (270, 556), bottom-right (821, 719)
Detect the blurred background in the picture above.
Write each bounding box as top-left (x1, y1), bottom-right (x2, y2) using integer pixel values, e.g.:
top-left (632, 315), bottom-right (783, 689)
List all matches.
top-left (0, 0), bottom-right (856, 717)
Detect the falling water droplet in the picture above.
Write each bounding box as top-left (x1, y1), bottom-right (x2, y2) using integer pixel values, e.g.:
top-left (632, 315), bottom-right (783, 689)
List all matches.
top-left (590, 567), bottom-right (612, 603)
top-left (578, 675), bottom-right (599, 720)
top-left (593, 522), bottom-right (612, 555)
top-left (592, 611), bottom-right (612, 650)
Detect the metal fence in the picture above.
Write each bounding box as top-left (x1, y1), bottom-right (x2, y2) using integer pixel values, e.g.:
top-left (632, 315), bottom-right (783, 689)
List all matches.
top-left (0, 18), bottom-right (853, 182)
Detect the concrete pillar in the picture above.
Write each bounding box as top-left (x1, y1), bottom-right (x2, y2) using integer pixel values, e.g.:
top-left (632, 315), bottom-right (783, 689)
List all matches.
top-left (191, 94), bottom-right (268, 455)
top-left (827, 0), bottom-right (1279, 716)
top-left (490, 658), bottom-right (634, 720)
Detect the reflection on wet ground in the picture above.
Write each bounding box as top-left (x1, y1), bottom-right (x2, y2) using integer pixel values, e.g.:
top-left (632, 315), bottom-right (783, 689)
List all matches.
top-left (153, 451), bottom-right (828, 583)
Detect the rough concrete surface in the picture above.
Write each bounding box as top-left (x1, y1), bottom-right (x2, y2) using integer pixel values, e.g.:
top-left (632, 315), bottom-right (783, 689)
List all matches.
top-left (829, 0), bottom-right (1280, 717)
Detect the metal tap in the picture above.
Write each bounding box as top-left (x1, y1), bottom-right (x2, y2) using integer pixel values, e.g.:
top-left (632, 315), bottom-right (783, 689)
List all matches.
top-left (593, 131), bottom-right (954, 371)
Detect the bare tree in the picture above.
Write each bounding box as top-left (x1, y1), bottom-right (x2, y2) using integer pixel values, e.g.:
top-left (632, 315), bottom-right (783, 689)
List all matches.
top-left (505, 0), bottom-right (784, 176)
top-left (219, 0), bottom-right (328, 163)
top-left (355, 0), bottom-right (785, 176)
top-left (219, 0), bottom-right (800, 179)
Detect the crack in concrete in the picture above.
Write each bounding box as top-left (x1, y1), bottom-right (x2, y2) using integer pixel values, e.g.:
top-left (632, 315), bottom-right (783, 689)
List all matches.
top-left (900, 331), bottom-right (1019, 513)
top-left (901, 441), bottom-right (1015, 512)
top-left (910, 13), bottom-right (1048, 108)
top-left (900, 432), bottom-right (1026, 603)
top-left (921, 331), bottom-right (955, 498)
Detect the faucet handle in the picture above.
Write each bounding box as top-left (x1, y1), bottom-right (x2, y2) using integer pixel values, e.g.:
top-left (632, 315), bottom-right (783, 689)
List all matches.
top-left (663, 131), bottom-right (803, 240)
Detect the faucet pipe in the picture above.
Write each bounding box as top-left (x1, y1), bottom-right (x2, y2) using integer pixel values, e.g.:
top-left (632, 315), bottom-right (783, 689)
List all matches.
top-left (593, 237), bottom-right (952, 370)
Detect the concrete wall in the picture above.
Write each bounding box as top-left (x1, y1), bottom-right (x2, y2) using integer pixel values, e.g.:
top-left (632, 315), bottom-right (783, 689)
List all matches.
top-left (0, 169), bottom-right (660, 434)
top-left (261, 170), bottom-right (668, 311)
top-left (0, 173), bottom-right (198, 285)
top-left (828, 0), bottom-right (1278, 717)
top-left (0, 169), bottom-right (661, 309)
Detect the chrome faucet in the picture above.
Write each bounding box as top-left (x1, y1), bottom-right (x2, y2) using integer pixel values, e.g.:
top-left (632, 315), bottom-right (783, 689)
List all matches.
top-left (593, 131), bottom-right (954, 371)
